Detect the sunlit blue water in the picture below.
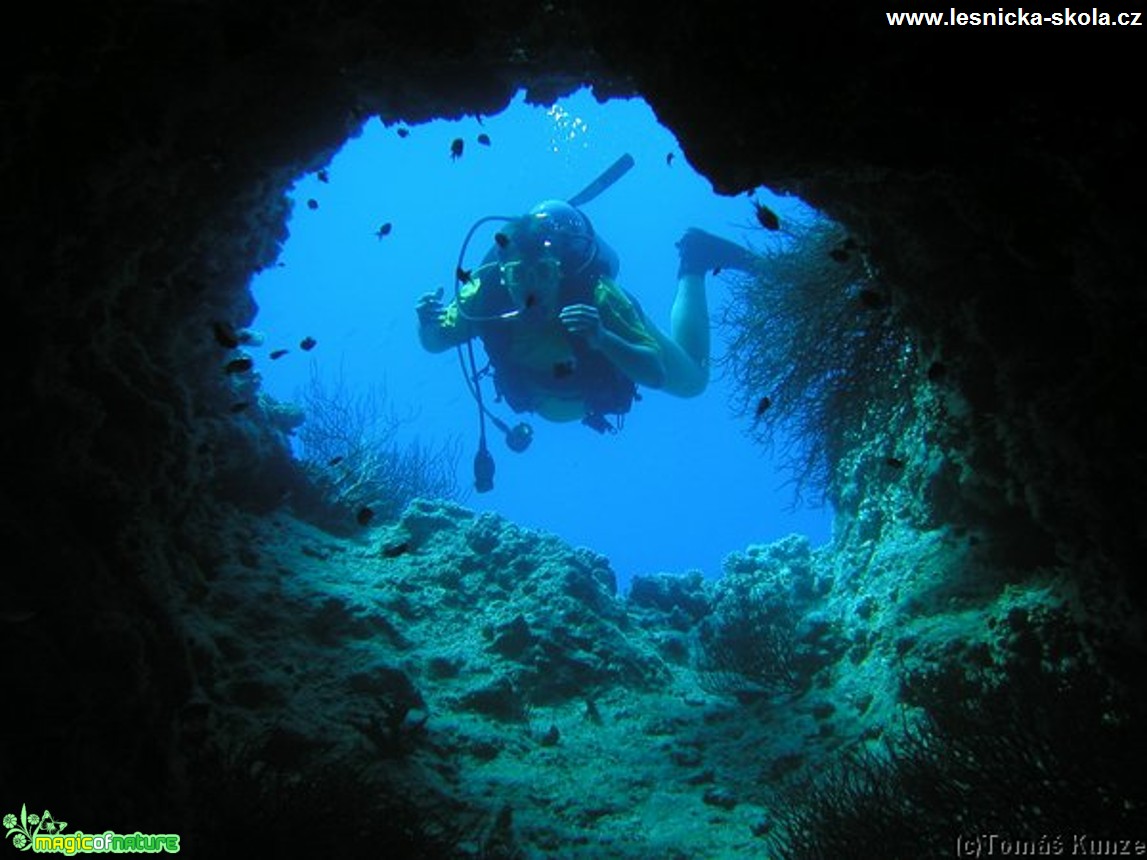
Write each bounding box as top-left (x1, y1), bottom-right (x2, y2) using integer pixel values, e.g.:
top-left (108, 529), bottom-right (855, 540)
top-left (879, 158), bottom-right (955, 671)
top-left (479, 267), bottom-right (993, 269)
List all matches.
top-left (251, 88), bottom-right (833, 587)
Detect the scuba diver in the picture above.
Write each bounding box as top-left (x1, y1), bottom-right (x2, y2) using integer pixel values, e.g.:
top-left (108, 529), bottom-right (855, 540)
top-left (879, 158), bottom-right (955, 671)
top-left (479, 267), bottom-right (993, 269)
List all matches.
top-left (415, 157), bottom-right (759, 490)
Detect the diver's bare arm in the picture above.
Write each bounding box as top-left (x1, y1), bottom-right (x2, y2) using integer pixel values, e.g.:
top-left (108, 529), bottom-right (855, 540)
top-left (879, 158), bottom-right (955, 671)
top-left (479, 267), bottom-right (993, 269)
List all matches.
top-left (595, 329), bottom-right (667, 389)
top-left (419, 322), bottom-right (470, 353)
top-left (560, 303), bottom-right (666, 388)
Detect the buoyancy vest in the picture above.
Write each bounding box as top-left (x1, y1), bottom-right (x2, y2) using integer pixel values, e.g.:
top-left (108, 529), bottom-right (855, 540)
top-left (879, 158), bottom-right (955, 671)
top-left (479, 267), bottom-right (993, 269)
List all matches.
top-left (465, 270), bottom-right (640, 424)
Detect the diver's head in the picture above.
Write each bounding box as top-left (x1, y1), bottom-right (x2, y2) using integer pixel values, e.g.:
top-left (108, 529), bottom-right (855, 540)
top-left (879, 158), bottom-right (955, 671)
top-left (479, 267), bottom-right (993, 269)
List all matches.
top-left (498, 200), bottom-right (598, 314)
top-left (501, 258), bottom-right (562, 316)
top-left (498, 239), bottom-right (562, 315)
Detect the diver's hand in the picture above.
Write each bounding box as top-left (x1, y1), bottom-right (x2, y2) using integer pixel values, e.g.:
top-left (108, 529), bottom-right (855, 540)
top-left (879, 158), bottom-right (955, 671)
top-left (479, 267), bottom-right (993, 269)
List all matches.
top-left (559, 304), bottom-right (603, 348)
top-left (416, 287), bottom-right (446, 329)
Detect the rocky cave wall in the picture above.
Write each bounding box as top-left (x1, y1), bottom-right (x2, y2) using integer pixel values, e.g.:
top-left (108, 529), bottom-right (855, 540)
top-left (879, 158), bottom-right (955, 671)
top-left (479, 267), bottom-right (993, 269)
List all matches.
top-left (3, 0), bottom-right (1143, 830)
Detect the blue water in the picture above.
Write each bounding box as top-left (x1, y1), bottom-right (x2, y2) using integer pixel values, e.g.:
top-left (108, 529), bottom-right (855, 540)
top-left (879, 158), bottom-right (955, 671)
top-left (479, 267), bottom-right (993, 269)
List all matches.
top-left (251, 88), bottom-right (833, 587)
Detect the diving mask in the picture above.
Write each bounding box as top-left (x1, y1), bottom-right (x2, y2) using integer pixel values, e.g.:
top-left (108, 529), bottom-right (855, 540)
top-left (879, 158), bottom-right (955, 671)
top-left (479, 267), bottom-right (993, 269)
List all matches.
top-left (500, 255), bottom-right (562, 312)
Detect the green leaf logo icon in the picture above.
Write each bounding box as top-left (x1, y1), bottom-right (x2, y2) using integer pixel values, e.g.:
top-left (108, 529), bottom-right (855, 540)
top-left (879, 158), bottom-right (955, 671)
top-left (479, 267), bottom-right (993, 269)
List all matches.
top-left (4, 804), bottom-right (66, 851)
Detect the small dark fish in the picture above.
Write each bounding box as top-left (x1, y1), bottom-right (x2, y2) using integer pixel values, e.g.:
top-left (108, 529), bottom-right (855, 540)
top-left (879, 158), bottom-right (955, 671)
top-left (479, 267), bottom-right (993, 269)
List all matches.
top-left (494, 232), bottom-right (510, 248)
top-left (859, 289), bottom-right (887, 310)
top-left (382, 540), bottom-right (411, 558)
top-left (450, 138), bottom-right (464, 160)
top-left (328, 456), bottom-right (344, 466)
top-left (397, 126), bottom-right (410, 138)
top-left (712, 266), bottom-right (722, 276)
top-left (212, 321), bottom-right (240, 349)
top-left (300, 336), bottom-right (317, 351)
top-left (269, 348), bottom-right (289, 360)
top-left (306, 198), bottom-right (319, 210)
top-left (927, 361), bottom-right (947, 382)
top-left (830, 248), bottom-right (850, 263)
top-left (754, 396), bottom-right (772, 418)
top-left (553, 360), bottom-right (575, 379)
top-left (229, 401), bottom-right (251, 413)
top-left (456, 266), bottom-right (472, 283)
top-left (224, 357), bottom-right (253, 374)
top-left (666, 152), bottom-right (675, 166)
top-left (375, 222), bottom-right (392, 239)
top-left (317, 169), bottom-right (330, 183)
top-left (477, 133), bottom-right (491, 146)
top-left (885, 456), bottom-right (905, 469)
top-left (356, 506), bottom-right (375, 526)
top-left (753, 200), bottom-right (780, 231)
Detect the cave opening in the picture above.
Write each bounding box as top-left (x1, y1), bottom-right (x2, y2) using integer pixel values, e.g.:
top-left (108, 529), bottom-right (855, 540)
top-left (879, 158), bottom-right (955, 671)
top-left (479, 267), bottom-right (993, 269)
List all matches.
top-left (247, 87), bottom-right (834, 586)
top-left (7, 8), bottom-right (1145, 857)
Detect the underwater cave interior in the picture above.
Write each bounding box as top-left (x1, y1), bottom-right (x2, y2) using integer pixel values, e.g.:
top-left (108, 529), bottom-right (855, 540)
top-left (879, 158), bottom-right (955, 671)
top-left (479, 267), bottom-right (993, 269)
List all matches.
top-left (4, 5), bottom-right (1146, 857)
top-left (108, 88), bottom-right (1147, 855)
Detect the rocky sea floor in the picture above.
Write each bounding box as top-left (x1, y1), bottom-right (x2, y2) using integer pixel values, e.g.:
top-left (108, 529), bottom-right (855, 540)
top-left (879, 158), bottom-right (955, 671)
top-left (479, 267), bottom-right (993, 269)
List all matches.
top-left (176, 497), bottom-right (1075, 857)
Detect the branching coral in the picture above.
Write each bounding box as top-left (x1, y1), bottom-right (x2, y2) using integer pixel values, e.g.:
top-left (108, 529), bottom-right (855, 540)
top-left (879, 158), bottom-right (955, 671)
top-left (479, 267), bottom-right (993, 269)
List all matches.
top-left (693, 539), bottom-right (827, 699)
top-left (291, 365), bottom-right (463, 530)
top-left (694, 589), bottom-right (798, 700)
top-left (764, 655), bottom-right (1147, 859)
top-left (718, 214), bottom-right (918, 505)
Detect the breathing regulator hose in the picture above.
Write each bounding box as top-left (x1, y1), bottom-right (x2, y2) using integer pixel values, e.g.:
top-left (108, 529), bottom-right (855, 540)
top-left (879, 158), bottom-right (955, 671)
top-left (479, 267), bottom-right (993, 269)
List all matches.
top-left (453, 153), bottom-right (635, 492)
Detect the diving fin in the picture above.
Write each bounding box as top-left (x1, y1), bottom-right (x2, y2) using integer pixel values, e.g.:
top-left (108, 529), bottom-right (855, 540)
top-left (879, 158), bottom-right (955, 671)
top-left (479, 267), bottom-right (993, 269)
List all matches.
top-left (676, 228), bottom-right (760, 277)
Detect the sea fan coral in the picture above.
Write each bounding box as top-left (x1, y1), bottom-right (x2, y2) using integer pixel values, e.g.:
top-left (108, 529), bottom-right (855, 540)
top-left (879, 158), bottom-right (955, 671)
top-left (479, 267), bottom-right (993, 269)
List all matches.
top-left (719, 215), bottom-right (916, 505)
top-left (292, 366), bottom-right (463, 531)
